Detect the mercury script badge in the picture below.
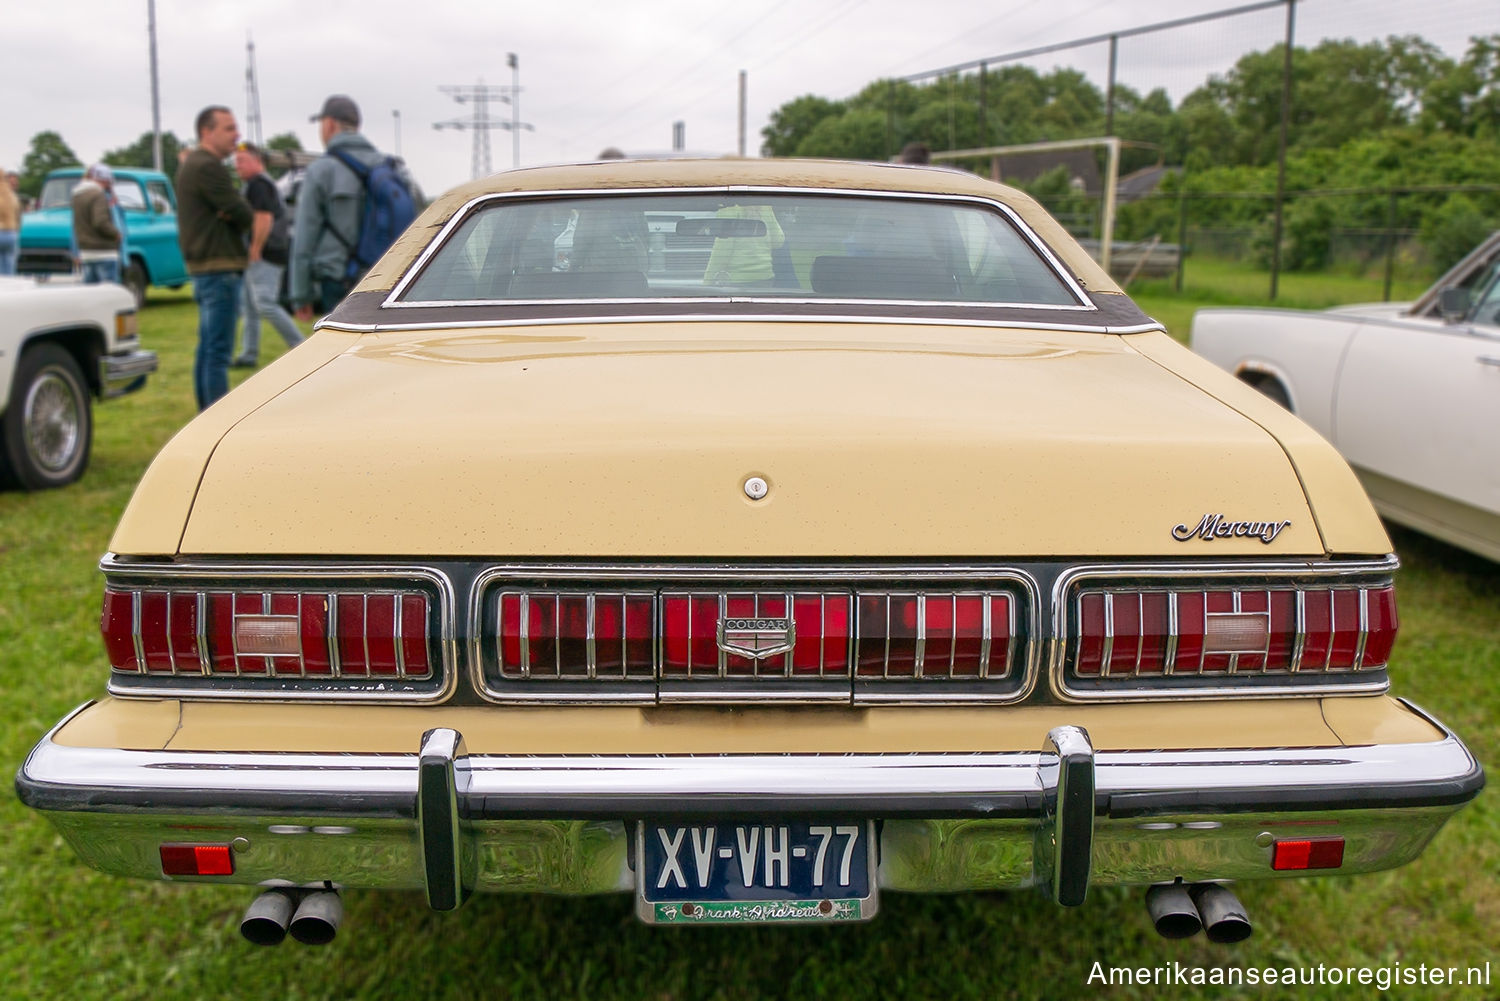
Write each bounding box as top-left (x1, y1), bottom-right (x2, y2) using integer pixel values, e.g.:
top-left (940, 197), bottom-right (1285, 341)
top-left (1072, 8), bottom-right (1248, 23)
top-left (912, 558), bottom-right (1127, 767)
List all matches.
top-left (1172, 513), bottom-right (1292, 545)
top-left (716, 616), bottom-right (796, 660)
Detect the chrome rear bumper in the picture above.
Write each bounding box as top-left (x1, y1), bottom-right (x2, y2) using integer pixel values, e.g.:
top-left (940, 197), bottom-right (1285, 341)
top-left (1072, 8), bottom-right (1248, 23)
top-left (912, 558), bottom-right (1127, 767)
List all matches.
top-left (16, 701), bottom-right (1482, 906)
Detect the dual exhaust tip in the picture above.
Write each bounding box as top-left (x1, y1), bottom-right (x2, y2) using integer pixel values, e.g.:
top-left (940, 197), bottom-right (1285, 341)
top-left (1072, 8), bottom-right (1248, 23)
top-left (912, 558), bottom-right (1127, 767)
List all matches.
top-left (241, 887), bottom-right (342, 946)
top-left (1146, 881), bottom-right (1252, 943)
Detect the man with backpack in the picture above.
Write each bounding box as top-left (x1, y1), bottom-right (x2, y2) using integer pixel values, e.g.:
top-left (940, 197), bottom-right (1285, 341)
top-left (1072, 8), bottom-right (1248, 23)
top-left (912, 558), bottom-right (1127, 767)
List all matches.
top-left (291, 95), bottom-right (416, 320)
top-left (232, 142), bottom-right (303, 367)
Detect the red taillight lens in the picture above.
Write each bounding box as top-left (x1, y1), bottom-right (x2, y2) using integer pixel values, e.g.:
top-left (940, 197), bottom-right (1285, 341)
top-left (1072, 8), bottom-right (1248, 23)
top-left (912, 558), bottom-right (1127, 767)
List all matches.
top-left (1272, 838), bottom-right (1345, 871)
top-left (104, 586), bottom-right (435, 682)
top-left (159, 843), bottom-right (234, 876)
top-left (1071, 584), bottom-right (1396, 680)
top-left (498, 592), bottom-right (656, 679)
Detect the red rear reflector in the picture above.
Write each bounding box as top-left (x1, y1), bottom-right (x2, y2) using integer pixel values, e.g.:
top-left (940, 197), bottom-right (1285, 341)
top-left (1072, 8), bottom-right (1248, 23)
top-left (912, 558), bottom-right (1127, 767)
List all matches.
top-left (159, 843), bottom-right (234, 876)
top-left (1272, 838), bottom-right (1345, 871)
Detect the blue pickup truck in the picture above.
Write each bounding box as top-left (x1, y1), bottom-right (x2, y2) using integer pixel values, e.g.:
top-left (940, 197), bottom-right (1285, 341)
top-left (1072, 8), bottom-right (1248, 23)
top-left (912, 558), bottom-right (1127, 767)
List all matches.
top-left (18, 167), bottom-right (189, 307)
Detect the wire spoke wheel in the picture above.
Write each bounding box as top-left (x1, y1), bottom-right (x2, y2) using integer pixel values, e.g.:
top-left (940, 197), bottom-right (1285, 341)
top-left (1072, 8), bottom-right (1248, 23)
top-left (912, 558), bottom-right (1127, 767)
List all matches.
top-left (25, 367), bottom-right (83, 473)
top-left (2, 343), bottom-right (92, 490)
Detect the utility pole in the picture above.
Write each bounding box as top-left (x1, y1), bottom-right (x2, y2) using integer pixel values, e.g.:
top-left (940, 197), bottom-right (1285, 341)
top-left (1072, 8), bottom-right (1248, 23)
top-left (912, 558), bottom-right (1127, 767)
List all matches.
top-left (244, 33), bottom-right (263, 148)
top-left (434, 71), bottom-right (532, 179)
top-left (147, 0), bottom-right (162, 170)
top-left (737, 70), bottom-right (747, 157)
top-left (507, 52), bottom-right (521, 169)
top-left (393, 109), bottom-right (402, 157)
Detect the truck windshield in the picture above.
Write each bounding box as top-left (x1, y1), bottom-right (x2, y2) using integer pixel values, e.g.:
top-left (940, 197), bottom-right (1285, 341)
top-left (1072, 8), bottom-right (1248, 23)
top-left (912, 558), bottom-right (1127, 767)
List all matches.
top-left (38, 176), bottom-right (147, 211)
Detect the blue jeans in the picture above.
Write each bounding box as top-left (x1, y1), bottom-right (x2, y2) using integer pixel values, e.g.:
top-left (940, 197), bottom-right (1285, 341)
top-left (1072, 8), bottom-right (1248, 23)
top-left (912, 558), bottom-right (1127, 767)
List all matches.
top-left (0, 230), bottom-right (16, 275)
top-left (193, 271), bottom-right (244, 410)
top-left (237, 259), bottom-right (304, 363)
top-left (81, 257), bottom-right (121, 284)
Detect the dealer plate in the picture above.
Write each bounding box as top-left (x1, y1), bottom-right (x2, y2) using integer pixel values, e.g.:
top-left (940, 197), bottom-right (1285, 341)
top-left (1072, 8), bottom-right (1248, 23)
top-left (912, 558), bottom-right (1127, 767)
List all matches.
top-left (635, 820), bottom-right (878, 924)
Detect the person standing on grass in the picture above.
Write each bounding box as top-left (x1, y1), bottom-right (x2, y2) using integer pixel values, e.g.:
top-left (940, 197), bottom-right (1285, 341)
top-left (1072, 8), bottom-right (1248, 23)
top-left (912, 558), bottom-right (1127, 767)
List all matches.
top-left (72, 164), bottom-right (123, 284)
top-left (231, 142), bottom-right (303, 368)
top-left (177, 105), bottom-right (252, 410)
top-left (0, 168), bottom-right (20, 275)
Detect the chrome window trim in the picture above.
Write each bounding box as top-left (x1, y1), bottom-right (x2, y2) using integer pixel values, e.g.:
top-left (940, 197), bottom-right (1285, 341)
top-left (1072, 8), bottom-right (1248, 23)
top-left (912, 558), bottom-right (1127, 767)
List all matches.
top-left (469, 564), bottom-right (1040, 706)
top-left (1050, 558), bottom-right (1398, 703)
top-left (318, 315), bottom-right (1167, 337)
top-left (100, 555), bottom-right (458, 704)
top-left (382, 185), bottom-right (1093, 311)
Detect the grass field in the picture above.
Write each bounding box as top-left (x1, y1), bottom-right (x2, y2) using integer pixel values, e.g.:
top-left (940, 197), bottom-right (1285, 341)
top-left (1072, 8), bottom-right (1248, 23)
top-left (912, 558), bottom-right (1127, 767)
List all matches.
top-left (0, 277), bottom-right (1494, 1000)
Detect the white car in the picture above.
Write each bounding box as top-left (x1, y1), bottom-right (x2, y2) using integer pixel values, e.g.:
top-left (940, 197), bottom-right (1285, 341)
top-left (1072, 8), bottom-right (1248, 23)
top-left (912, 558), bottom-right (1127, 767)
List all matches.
top-left (0, 276), bottom-right (157, 490)
top-left (1192, 233), bottom-right (1500, 562)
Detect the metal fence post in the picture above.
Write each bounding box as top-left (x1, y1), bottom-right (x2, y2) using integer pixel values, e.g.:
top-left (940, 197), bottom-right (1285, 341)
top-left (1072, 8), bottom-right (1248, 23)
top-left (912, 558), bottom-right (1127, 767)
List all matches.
top-left (1383, 188), bottom-right (1398, 302)
top-left (1269, 0), bottom-right (1295, 301)
top-left (1176, 188), bottom-right (1189, 293)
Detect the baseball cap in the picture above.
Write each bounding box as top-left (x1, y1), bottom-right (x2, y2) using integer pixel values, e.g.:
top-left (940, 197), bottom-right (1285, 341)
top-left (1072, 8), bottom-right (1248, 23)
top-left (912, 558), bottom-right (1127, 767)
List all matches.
top-left (87, 163), bottom-right (114, 182)
top-left (310, 95), bottom-right (361, 127)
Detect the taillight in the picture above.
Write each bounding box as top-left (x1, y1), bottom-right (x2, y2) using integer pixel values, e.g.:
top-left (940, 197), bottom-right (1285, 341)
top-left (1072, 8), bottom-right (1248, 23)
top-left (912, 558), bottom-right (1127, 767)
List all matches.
top-left (487, 587), bottom-right (1021, 686)
top-left (1069, 583), bottom-right (1397, 682)
top-left (498, 591), bottom-right (655, 679)
top-left (103, 585), bottom-right (435, 681)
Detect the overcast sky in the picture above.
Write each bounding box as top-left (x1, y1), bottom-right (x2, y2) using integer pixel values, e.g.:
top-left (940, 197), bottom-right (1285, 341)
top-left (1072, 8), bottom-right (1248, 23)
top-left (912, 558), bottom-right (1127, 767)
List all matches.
top-left (2, 0), bottom-right (1491, 196)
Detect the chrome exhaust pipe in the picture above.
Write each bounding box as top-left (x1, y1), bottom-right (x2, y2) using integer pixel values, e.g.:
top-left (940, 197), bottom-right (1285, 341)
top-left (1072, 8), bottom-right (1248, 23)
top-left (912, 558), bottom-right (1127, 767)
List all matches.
top-left (240, 888), bottom-right (297, 946)
top-left (1145, 882), bottom-right (1202, 939)
top-left (288, 889), bottom-right (342, 945)
top-left (1191, 883), bottom-right (1252, 944)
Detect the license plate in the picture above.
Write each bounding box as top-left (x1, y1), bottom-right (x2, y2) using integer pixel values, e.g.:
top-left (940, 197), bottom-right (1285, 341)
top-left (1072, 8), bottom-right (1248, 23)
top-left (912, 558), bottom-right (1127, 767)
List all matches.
top-left (636, 820), bottom-right (877, 924)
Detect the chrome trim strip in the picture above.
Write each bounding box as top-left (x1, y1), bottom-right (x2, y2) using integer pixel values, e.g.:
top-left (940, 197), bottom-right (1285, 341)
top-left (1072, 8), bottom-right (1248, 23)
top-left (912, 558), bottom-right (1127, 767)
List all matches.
top-left (395, 594), bottom-right (407, 681)
top-left (130, 590), bottom-right (145, 674)
top-left (196, 592), bottom-right (209, 676)
top-left (1050, 558), bottom-right (1398, 703)
top-left (1100, 593), bottom-right (1114, 678)
top-left (382, 185), bottom-right (1092, 310)
top-left (1355, 587), bottom-right (1370, 670)
top-left (1291, 590), bottom-right (1307, 673)
top-left (914, 594), bottom-right (927, 679)
top-left (470, 565), bottom-right (1040, 706)
top-left (20, 700), bottom-right (1480, 816)
top-left (1164, 591), bottom-right (1179, 677)
top-left (318, 314), bottom-right (1167, 337)
top-left (585, 594), bottom-right (597, 680)
top-left (100, 557), bottom-right (458, 704)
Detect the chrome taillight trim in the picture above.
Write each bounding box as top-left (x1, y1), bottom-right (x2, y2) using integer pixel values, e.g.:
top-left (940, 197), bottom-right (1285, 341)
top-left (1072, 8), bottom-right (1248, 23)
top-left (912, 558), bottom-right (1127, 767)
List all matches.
top-left (470, 564), bottom-right (1040, 705)
top-left (100, 556), bottom-right (458, 704)
top-left (1051, 558), bottom-right (1398, 703)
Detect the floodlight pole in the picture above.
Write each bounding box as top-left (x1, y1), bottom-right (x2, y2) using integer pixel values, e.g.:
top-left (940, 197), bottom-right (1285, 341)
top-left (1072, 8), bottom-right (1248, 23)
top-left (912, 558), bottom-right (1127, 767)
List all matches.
top-left (147, 0), bottom-right (162, 171)
top-left (508, 52), bottom-right (520, 168)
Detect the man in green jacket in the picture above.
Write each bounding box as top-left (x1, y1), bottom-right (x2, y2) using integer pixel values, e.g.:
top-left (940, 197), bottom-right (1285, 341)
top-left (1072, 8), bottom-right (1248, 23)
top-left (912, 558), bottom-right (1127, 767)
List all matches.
top-left (177, 105), bottom-right (252, 410)
top-left (71, 164), bottom-right (123, 284)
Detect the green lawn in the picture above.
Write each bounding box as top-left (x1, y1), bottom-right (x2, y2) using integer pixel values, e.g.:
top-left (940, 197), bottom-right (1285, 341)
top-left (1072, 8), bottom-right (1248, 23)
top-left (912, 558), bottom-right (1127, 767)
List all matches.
top-left (0, 280), bottom-right (1493, 1000)
top-left (1130, 256), bottom-right (1431, 344)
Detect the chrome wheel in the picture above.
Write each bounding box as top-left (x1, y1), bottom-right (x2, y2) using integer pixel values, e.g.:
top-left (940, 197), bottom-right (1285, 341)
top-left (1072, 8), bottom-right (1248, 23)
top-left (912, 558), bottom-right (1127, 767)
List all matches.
top-left (24, 366), bottom-right (83, 474)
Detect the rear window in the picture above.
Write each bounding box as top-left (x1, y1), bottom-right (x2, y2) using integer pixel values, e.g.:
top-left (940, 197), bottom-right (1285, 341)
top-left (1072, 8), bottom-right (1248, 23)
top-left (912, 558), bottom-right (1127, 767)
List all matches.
top-left (398, 193), bottom-right (1081, 307)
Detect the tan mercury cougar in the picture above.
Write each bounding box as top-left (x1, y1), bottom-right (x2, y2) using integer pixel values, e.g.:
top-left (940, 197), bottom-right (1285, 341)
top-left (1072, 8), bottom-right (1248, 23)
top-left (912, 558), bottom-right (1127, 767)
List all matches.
top-left (18, 159), bottom-right (1482, 944)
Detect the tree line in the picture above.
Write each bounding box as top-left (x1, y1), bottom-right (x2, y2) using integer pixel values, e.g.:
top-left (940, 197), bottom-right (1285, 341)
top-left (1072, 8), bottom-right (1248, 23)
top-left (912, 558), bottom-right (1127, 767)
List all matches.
top-left (15, 129), bottom-right (305, 202)
top-left (764, 34), bottom-right (1500, 271)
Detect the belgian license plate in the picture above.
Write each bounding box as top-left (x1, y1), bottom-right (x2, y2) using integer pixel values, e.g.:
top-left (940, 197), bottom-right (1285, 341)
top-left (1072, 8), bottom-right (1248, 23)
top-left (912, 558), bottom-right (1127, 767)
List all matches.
top-left (636, 820), bottom-right (877, 924)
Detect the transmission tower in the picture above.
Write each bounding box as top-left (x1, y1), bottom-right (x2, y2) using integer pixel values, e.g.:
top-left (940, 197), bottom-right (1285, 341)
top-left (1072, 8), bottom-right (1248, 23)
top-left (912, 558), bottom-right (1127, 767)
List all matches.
top-left (434, 77), bottom-right (532, 179)
top-left (244, 33), bottom-right (264, 148)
